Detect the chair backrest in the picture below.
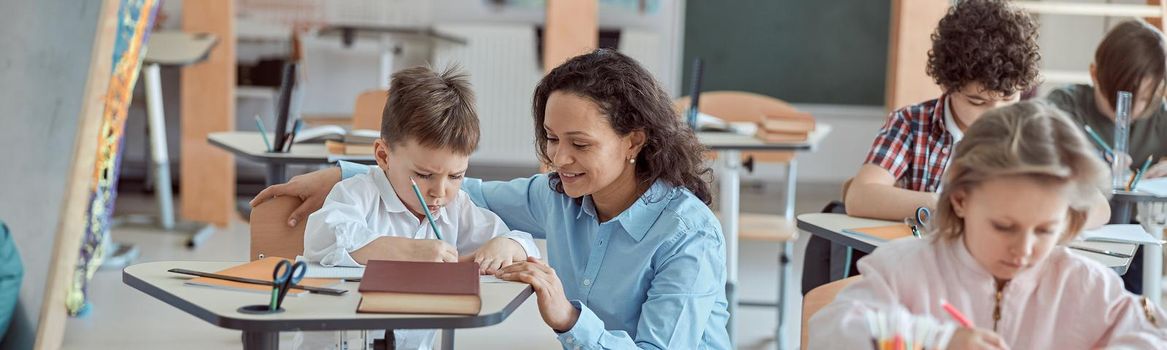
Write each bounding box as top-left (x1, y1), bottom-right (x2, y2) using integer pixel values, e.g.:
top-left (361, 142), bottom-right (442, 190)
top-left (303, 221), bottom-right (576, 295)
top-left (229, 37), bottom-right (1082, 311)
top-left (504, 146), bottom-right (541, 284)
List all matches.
top-left (801, 276), bottom-right (861, 349)
top-left (352, 89), bottom-right (388, 131)
top-left (841, 177), bottom-right (855, 204)
top-left (673, 91), bottom-right (803, 163)
top-left (249, 196), bottom-right (307, 261)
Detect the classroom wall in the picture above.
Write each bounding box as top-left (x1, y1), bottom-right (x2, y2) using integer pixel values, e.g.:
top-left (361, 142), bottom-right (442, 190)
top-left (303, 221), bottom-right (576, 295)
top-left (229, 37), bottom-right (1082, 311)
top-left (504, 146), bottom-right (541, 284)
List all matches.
top-left (681, 0), bottom-right (891, 106)
top-left (0, 0), bottom-right (102, 348)
top-left (1032, 1), bottom-right (1129, 96)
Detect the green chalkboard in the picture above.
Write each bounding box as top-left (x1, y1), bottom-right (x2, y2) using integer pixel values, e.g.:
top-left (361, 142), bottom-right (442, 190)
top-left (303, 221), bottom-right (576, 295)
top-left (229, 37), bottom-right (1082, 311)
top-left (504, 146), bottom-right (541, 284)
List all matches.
top-left (682, 0), bottom-right (890, 106)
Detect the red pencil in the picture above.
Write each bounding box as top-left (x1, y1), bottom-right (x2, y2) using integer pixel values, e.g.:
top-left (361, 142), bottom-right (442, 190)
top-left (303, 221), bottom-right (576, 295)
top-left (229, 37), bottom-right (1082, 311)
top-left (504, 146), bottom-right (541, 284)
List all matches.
top-left (942, 301), bottom-right (974, 328)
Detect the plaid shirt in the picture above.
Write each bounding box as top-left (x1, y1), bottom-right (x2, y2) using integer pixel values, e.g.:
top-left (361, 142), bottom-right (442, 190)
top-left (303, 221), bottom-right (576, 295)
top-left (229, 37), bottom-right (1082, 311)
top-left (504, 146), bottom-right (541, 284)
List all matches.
top-left (863, 95), bottom-right (957, 192)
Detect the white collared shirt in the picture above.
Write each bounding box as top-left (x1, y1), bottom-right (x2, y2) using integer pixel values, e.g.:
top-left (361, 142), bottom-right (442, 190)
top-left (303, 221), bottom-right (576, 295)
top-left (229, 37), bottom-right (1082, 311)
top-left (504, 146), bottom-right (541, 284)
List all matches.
top-left (943, 95), bottom-right (964, 143)
top-left (304, 168), bottom-right (540, 267)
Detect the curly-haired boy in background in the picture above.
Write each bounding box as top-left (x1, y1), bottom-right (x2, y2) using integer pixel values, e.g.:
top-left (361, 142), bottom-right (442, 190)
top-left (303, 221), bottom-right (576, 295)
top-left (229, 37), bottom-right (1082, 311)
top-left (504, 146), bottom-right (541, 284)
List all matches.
top-left (802, 0), bottom-right (1103, 294)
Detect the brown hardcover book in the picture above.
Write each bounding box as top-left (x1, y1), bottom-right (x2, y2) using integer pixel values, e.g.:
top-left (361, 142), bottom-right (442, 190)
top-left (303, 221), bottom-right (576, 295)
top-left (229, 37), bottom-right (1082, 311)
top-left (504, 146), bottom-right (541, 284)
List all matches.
top-left (755, 129), bottom-right (810, 143)
top-left (186, 257), bottom-right (341, 296)
top-left (763, 109), bottom-right (814, 121)
top-left (325, 140), bottom-right (375, 155)
top-left (758, 117), bottom-right (816, 133)
top-left (356, 260), bottom-right (481, 315)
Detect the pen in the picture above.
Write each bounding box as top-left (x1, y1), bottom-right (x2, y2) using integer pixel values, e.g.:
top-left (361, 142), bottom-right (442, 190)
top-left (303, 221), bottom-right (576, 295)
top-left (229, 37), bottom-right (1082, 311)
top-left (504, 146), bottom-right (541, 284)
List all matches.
top-left (284, 119), bottom-right (303, 152)
top-left (941, 301), bottom-right (974, 328)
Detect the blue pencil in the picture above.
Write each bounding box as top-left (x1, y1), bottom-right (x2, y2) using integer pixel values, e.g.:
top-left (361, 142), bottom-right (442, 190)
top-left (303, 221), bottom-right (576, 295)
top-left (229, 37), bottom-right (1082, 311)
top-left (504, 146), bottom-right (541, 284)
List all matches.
top-left (1131, 155), bottom-right (1154, 191)
top-left (1083, 125), bottom-right (1115, 159)
top-left (254, 115), bottom-right (273, 152)
top-left (410, 177), bottom-right (443, 241)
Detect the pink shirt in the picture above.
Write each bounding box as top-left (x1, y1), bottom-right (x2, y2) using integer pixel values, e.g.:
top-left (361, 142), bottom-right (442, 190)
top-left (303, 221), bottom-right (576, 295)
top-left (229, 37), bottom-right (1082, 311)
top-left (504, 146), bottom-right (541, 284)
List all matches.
top-left (809, 237), bottom-right (1167, 349)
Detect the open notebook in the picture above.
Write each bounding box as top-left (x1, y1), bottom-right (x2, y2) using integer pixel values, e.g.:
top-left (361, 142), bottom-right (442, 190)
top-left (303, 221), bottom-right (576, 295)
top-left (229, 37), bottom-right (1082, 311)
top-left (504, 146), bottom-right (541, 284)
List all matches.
top-left (1078, 224), bottom-right (1162, 245)
top-left (1135, 177), bottom-right (1167, 197)
top-left (293, 256), bottom-right (513, 282)
top-left (184, 257), bottom-right (341, 296)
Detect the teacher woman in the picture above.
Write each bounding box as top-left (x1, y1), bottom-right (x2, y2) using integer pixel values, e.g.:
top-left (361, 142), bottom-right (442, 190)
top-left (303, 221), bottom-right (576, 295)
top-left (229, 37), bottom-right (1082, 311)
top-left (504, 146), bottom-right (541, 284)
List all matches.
top-left (252, 49), bottom-right (731, 349)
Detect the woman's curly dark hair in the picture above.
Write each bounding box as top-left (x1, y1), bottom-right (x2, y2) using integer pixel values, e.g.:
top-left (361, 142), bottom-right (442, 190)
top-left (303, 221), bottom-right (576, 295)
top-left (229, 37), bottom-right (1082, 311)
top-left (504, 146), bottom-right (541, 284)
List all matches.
top-left (533, 49), bottom-right (714, 204)
top-left (927, 0), bottom-right (1041, 95)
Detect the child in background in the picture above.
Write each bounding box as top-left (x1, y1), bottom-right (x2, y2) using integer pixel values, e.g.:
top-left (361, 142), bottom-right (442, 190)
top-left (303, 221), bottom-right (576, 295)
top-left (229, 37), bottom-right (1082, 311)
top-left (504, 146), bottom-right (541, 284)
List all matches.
top-left (303, 66), bottom-right (540, 350)
top-left (806, 0), bottom-right (1054, 294)
top-left (1047, 20), bottom-right (1167, 179)
top-left (808, 101), bottom-right (1167, 349)
top-left (1045, 19), bottom-right (1167, 296)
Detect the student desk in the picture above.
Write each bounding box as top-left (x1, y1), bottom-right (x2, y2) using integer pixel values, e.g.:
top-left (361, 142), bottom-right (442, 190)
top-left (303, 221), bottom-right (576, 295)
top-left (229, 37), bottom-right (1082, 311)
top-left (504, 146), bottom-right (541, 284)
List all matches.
top-left (123, 261), bottom-right (532, 350)
top-left (696, 124), bottom-right (831, 349)
top-left (208, 131), bottom-right (377, 186)
top-left (1109, 190), bottom-right (1167, 307)
top-left (797, 213), bottom-right (1138, 278)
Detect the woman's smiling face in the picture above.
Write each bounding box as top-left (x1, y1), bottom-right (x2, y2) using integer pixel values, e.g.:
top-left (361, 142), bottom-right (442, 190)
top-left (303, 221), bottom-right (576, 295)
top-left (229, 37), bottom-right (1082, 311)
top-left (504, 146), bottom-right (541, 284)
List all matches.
top-left (542, 91), bottom-right (639, 199)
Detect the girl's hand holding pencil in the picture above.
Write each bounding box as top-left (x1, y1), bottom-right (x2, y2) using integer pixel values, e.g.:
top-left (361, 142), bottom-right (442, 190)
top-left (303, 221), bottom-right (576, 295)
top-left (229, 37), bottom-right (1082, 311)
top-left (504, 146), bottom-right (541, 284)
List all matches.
top-left (948, 328), bottom-right (1009, 350)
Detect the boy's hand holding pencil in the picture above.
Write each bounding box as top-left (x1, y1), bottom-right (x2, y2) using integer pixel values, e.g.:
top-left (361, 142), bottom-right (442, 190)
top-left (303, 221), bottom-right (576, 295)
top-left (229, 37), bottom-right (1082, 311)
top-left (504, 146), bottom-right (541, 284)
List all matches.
top-left (350, 236), bottom-right (458, 264)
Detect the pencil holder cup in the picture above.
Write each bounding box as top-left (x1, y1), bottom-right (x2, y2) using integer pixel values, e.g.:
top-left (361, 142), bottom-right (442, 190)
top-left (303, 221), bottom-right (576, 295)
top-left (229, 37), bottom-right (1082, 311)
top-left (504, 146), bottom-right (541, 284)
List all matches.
top-left (238, 304), bottom-right (285, 314)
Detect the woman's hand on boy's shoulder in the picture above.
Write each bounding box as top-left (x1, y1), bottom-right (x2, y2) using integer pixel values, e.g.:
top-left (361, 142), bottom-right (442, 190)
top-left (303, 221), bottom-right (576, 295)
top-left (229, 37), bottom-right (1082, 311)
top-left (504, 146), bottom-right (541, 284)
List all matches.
top-left (351, 236), bottom-right (458, 264)
top-left (461, 237), bottom-right (526, 274)
top-left (250, 167), bottom-right (342, 227)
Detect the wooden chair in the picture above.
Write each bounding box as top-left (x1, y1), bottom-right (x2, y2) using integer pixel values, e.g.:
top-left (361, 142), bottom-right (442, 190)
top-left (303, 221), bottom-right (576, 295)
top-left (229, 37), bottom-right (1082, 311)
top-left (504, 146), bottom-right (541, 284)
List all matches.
top-left (676, 91), bottom-right (805, 242)
top-left (800, 276), bottom-right (861, 349)
top-left (249, 196), bottom-right (307, 261)
top-left (351, 89), bottom-right (388, 131)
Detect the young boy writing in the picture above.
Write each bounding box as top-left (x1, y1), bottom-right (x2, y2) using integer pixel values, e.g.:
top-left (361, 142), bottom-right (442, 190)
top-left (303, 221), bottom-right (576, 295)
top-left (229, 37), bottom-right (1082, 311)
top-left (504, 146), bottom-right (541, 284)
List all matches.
top-left (303, 66), bottom-right (540, 350)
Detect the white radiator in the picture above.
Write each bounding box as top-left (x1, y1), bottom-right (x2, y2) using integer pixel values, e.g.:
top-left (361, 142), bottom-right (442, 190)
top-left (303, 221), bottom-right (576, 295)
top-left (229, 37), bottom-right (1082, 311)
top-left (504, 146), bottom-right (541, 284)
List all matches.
top-left (433, 24), bottom-right (543, 166)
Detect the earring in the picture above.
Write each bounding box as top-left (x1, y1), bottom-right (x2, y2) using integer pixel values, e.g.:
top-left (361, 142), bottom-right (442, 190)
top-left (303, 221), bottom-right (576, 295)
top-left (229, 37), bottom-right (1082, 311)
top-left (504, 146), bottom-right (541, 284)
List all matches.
top-left (629, 158), bottom-right (636, 164)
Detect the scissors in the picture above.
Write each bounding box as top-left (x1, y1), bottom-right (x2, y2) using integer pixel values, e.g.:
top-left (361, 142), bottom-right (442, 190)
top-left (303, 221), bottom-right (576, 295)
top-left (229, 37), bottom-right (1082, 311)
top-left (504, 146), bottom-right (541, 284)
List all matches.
top-left (903, 207), bottom-right (931, 238)
top-left (271, 259), bottom-right (307, 310)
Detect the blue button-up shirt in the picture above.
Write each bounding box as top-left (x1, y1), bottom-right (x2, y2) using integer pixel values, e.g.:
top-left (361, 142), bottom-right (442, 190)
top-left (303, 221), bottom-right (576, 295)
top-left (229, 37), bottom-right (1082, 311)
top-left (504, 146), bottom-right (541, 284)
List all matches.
top-left (341, 162), bottom-right (730, 349)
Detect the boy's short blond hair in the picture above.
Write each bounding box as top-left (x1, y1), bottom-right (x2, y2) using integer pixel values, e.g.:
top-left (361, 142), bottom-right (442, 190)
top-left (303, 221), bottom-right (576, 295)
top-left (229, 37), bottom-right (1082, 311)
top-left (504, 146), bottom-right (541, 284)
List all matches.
top-left (933, 101), bottom-right (1110, 243)
top-left (381, 65), bottom-right (479, 155)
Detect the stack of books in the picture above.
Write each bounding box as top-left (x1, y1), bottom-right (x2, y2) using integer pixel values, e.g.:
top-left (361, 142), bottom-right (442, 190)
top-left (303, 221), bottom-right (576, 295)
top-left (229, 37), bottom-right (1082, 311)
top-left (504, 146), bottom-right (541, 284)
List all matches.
top-left (756, 110), bottom-right (816, 143)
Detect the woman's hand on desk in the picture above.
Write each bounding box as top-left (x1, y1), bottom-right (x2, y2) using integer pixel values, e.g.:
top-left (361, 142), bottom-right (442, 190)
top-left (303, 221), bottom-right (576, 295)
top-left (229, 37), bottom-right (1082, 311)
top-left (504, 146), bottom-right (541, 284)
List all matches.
top-left (250, 167), bottom-right (342, 227)
top-left (350, 236), bottom-right (458, 264)
top-left (496, 257), bottom-right (580, 332)
top-left (461, 237), bottom-right (526, 274)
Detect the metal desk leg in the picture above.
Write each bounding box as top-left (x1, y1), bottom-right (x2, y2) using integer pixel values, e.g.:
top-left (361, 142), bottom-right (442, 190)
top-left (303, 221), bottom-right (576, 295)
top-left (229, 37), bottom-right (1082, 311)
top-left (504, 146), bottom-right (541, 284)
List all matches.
top-left (441, 329), bottom-right (454, 350)
top-left (143, 63), bottom-right (175, 230)
top-left (775, 159), bottom-right (797, 350)
top-left (718, 150), bottom-right (742, 345)
top-left (1138, 203), bottom-right (1165, 306)
top-left (1146, 242), bottom-right (1163, 306)
top-left (242, 331), bottom-right (278, 350)
top-left (267, 164), bottom-right (288, 187)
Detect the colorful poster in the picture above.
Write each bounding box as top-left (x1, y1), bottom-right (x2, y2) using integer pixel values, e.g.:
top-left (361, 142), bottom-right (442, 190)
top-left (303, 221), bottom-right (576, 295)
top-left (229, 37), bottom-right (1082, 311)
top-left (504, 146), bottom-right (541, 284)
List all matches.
top-left (67, 0), bottom-right (159, 316)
